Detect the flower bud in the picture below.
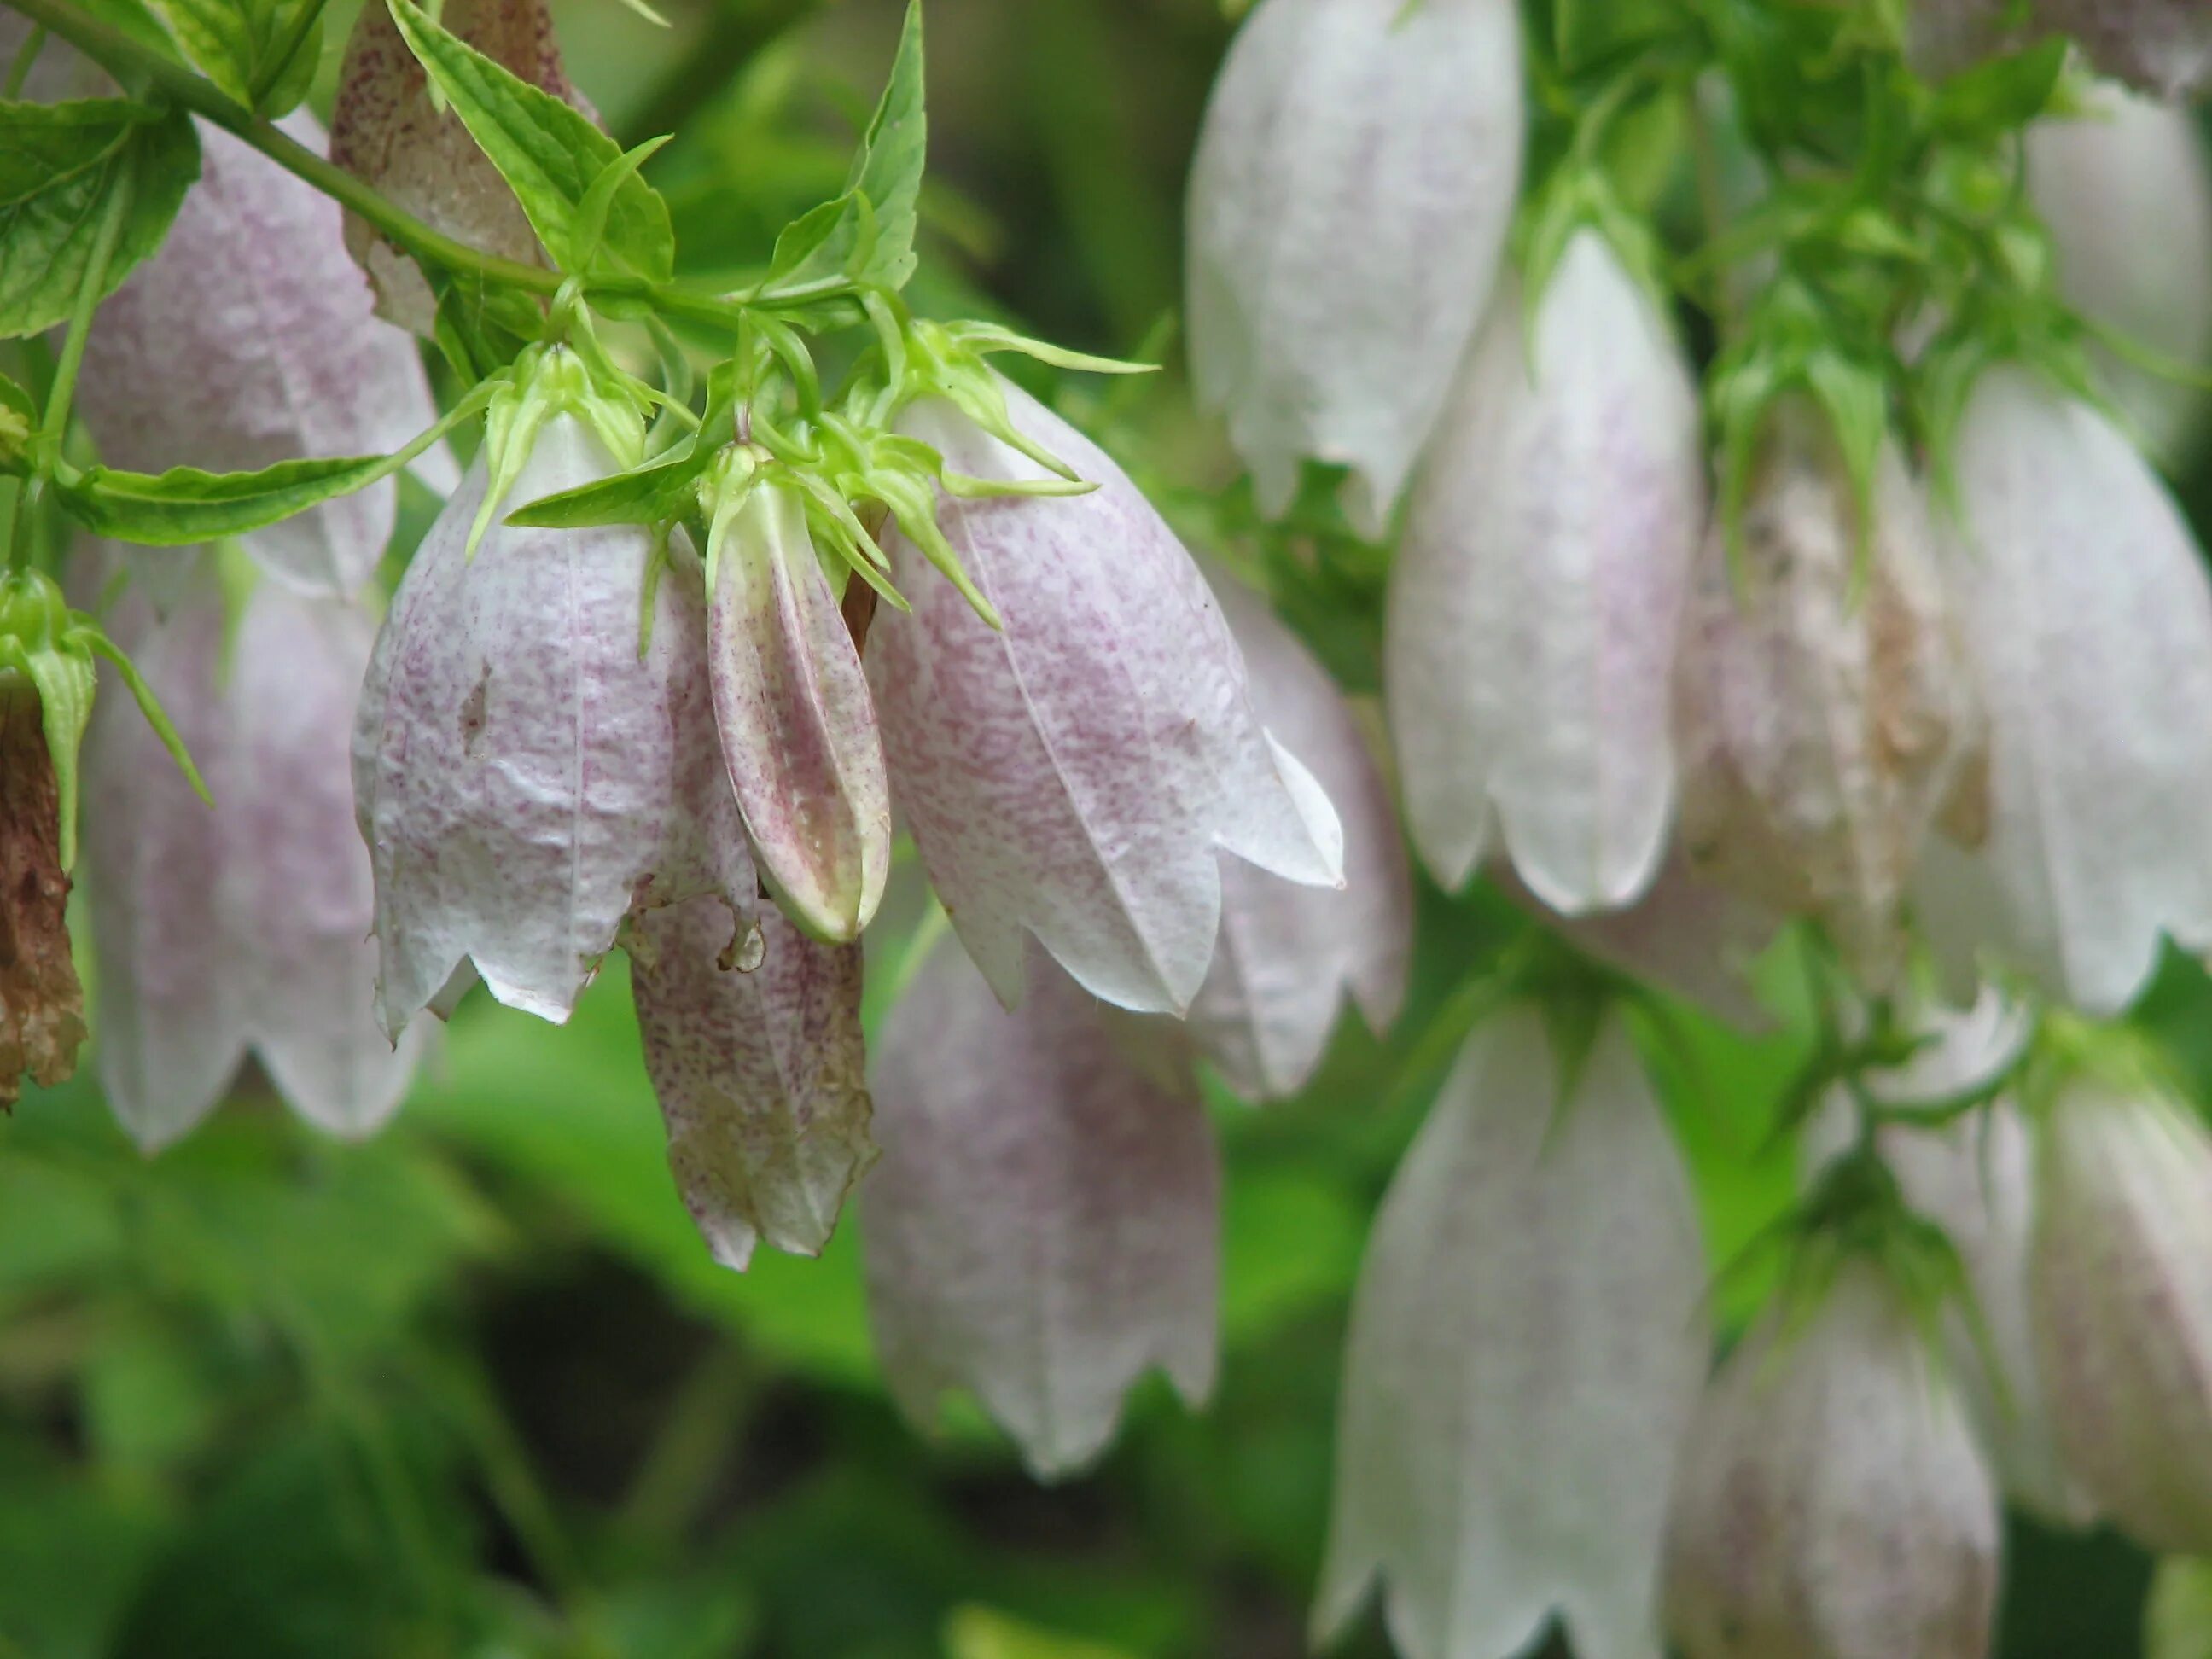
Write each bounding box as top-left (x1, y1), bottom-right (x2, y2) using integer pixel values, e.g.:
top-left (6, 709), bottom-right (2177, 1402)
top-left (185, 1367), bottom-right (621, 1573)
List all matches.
top-left (629, 897), bottom-right (873, 1270)
top-left (2031, 1067), bottom-right (2212, 1553)
top-left (0, 680), bottom-right (85, 1108)
top-left (1185, 0), bottom-right (1523, 533)
top-left (1675, 410), bottom-right (1976, 983)
top-left (72, 115), bottom-right (440, 598)
top-left (1919, 365), bottom-right (2212, 1015)
top-left (1662, 1260), bottom-right (2002, 1659)
top-left (863, 939), bottom-right (1219, 1479)
top-left (705, 469), bottom-right (891, 945)
top-left (1389, 231), bottom-right (1703, 909)
top-left (1318, 1004), bottom-right (1708, 1659)
top-left (353, 410), bottom-right (755, 1037)
top-left (1188, 573), bottom-right (1409, 1100)
top-left (868, 384), bottom-right (1342, 1017)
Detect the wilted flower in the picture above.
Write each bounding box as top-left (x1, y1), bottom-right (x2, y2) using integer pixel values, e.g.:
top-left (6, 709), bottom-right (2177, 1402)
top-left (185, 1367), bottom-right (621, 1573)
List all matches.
top-left (72, 114), bottom-right (442, 598)
top-left (868, 383), bottom-right (1343, 1018)
top-left (628, 898), bottom-right (873, 1270)
top-left (84, 562), bottom-right (425, 1149)
top-left (2030, 1060), bottom-right (2212, 1553)
top-left (1917, 365), bottom-right (2212, 1016)
top-left (330, 0), bottom-right (584, 330)
top-left (352, 378), bottom-right (754, 1037)
top-left (1662, 1258), bottom-right (2002, 1659)
top-left (1389, 230), bottom-right (1703, 910)
top-left (0, 677), bottom-right (84, 1109)
top-left (863, 939), bottom-right (1219, 1479)
top-left (1185, 0), bottom-right (1523, 533)
top-left (1675, 407), bottom-right (1977, 982)
top-left (2028, 90), bottom-right (2212, 461)
top-left (1318, 1002), bottom-right (1709, 1659)
top-left (1187, 573), bottom-right (1409, 1100)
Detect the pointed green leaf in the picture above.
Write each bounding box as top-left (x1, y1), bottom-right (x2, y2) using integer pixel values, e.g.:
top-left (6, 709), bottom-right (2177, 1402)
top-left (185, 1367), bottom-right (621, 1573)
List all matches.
top-left (843, 0), bottom-right (925, 289)
top-left (143, 0), bottom-right (255, 102)
top-left (503, 451), bottom-right (704, 528)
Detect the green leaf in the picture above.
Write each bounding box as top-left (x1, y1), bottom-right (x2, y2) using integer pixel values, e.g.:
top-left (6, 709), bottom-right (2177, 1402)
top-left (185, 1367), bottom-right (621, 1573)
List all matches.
top-left (0, 100), bottom-right (200, 339)
top-left (502, 451), bottom-right (701, 529)
top-left (843, 0), bottom-right (926, 289)
top-left (143, 0), bottom-right (255, 102)
top-left (0, 371), bottom-right (34, 471)
top-left (381, 0), bottom-right (672, 282)
top-left (253, 0), bottom-right (324, 116)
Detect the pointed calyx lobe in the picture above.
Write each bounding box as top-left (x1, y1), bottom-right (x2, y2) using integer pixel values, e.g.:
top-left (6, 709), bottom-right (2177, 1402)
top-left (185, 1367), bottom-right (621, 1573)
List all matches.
top-left (628, 898), bottom-right (873, 1272)
top-left (863, 940), bottom-right (1220, 1481)
top-left (707, 480), bottom-right (891, 945)
top-left (352, 415), bottom-right (754, 1037)
top-left (331, 0), bottom-right (584, 330)
top-left (1388, 231), bottom-right (1702, 911)
top-left (72, 115), bottom-right (440, 598)
top-left (1185, 0), bottom-right (1522, 533)
top-left (868, 385), bottom-right (1342, 1018)
top-left (1318, 1004), bottom-right (1709, 1659)
top-left (0, 684), bottom-right (86, 1108)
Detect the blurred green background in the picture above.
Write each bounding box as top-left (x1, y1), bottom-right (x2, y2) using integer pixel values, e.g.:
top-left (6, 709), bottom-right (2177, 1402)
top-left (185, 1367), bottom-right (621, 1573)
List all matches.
top-left (5, 1), bottom-right (2211, 1654)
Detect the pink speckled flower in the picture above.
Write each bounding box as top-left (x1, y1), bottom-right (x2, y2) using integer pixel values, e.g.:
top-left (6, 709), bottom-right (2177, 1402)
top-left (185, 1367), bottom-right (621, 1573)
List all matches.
top-left (868, 382), bottom-right (1344, 1018)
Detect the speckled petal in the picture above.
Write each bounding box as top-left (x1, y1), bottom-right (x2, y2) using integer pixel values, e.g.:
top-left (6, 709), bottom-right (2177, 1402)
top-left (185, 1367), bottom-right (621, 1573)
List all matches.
top-left (73, 115), bottom-right (438, 598)
top-left (1189, 575), bottom-right (1409, 1100)
top-left (1928, 366), bottom-right (2212, 1015)
top-left (1317, 1004), bottom-right (1709, 1659)
top-left (708, 483), bottom-right (891, 944)
top-left (352, 415), bottom-right (754, 1036)
top-left (862, 940), bottom-right (1220, 1480)
top-left (1389, 235), bottom-right (1703, 905)
top-left (1662, 1260), bottom-right (2002, 1659)
top-left (1185, 0), bottom-right (1522, 533)
top-left (870, 387), bottom-right (1342, 1017)
top-left (629, 897), bottom-right (873, 1272)
top-left (224, 583), bottom-right (424, 1137)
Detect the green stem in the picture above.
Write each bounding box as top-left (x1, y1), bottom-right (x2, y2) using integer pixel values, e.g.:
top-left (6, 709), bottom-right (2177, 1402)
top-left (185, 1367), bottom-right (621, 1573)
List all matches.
top-left (250, 0), bottom-right (329, 104)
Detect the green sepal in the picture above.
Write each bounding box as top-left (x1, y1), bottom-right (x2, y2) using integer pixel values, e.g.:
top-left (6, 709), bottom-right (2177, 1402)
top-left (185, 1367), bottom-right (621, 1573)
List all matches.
top-left (0, 372), bottom-right (36, 474)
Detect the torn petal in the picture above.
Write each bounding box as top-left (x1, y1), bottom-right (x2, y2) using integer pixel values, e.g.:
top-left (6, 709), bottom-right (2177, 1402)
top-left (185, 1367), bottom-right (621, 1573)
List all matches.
top-left (862, 940), bottom-right (1220, 1480)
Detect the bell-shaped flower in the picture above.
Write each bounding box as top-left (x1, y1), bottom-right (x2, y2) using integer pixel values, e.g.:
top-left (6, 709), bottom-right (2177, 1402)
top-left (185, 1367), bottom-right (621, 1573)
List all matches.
top-left (863, 938), bottom-right (1219, 1478)
top-left (86, 563), bottom-right (427, 1147)
top-left (1388, 230), bottom-right (1703, 908)
top-left (1918, 365), bottom-right (2212, 1016)
top-left (330, 0), bottom-right (582, 331)
top-left (2031, 1059), bottom-right (2212, 1553)
top-left (353, 398), bottom-right (754, 1038)
top-left (72, 114), bottom-right (441, 597)
top-left (1675, 408), bottom-right (1977, 983)
top-left (1317, 1002), bottom-right (1709, 1659)
top-left (703, 463), bottom-right (891, 944)
top-left (1185, 0), bottom-right (1523, 533)
top-left (1662, 1258), bottom-right (2002, 1659)
top-left (867, 384), bottom-right (1343, 1017)
top-left (628, 897), bottom-right (873, 1271)
top-left (1187, 573), bottom-right (1410, 1100)
top-left (2028, 90), bottom-right (2212, 461)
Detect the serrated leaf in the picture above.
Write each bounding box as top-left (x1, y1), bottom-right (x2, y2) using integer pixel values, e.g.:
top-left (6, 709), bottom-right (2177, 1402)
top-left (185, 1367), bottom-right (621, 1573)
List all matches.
top-left (503, 451), bottom-right (702, 527)
top-left (143, 0), bottom-right (255, 103)
top-left (843, 0), bottom-right (925, 288)
top-left (0, 100), bottom-right (201, 339)
top-left (382, 0), bottom-right (672, 282)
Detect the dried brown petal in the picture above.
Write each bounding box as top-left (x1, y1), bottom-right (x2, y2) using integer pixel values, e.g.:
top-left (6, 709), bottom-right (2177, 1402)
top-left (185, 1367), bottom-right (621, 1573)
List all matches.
top-left (0, 684), bottom-right (85, 1105)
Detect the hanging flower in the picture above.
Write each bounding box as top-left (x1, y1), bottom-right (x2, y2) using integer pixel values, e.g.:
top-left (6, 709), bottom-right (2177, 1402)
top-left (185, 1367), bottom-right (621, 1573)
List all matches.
top-left (867, 382), bottom-right (1343, 1018)
top-left (1388, 229), bottom-right (1703, 910)
top-left (1184, 0), bottom-right (1523, 533)
top-left (1318, 1002), bottom-right (1709, 1659)
top-left (1662, 1258), bottom-right (2002, 1659)
top-left (862, 938), bottom-right (1220, 1479)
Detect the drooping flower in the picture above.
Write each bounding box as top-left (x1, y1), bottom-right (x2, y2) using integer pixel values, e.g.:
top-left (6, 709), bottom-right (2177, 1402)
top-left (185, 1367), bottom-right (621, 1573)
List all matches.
top-left (71, 114), bottom-right (442, 598)
top-left (1187, 573), bottom-right (1410, 1100)
top-left (84, 562), bottom-right (425, 1148)
top-left (352, 393), bottom-right (754, 1037)
top-left (1674, 406), bottom-right (1978, 983)
top-left (0, 680), bottom-right (84, 1109)
top-left (2028, 89), bottom-right (2212, 461)
top-left (862, 939), bottom-right (1219, 1479)
top-left (1662, 1258), bottom-right (2002, 1659)
top-left (1317, 1003), bottom-right (1709, 1659)
top-left (628, 897), bottom-right (873, 1271)
top-left (868, 383), bottom-right (1343, 1018)
top-left (2030, 1060), bottom-right (2212, 1554)
top-left (1388, 230), bottom-right (1703, 909)
top-left (1917, 365), bottom-right (2212, 1016)
top-left (1185, 0), bottom-right (1523, 533)
top-left (330, 0), bottom-right (583, 331)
